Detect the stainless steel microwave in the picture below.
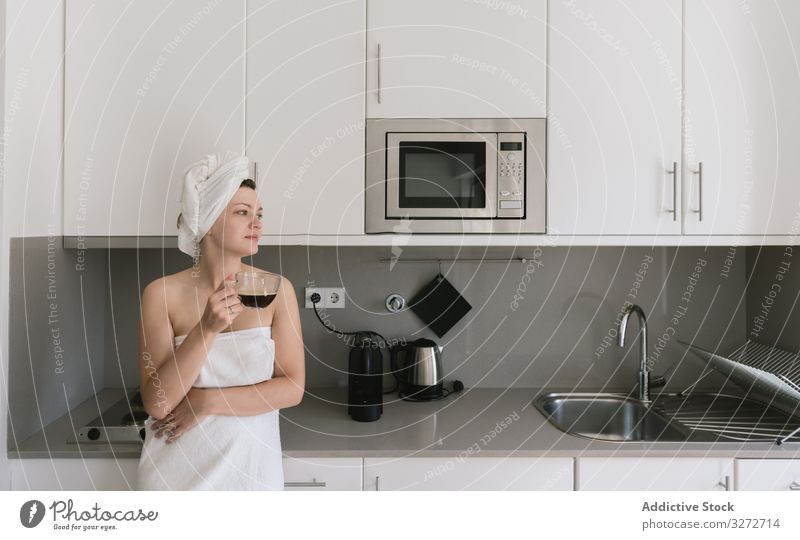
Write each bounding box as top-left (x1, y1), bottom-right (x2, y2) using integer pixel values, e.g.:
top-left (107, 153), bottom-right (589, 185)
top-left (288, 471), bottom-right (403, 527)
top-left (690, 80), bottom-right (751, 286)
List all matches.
top-left (366, 118), bottom-right (546, 234)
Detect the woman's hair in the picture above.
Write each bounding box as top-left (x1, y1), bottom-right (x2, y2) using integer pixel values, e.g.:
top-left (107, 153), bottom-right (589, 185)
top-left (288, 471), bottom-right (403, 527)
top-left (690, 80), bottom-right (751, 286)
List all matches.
top-left (176, 178), bottom-right (256, 229)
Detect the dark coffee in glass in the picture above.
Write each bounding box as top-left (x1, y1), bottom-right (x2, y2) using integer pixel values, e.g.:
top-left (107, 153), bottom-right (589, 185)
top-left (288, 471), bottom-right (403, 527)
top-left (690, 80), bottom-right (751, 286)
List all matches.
top-left (234, 271), bottom-right (281, 309)
top-left (238, 291), bottom-right (277, 308)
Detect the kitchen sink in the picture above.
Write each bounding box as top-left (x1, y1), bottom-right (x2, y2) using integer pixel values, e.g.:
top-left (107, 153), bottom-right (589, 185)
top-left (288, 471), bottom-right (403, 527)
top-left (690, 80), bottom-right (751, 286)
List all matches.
top-left (533, 391), bottom-right (800, 443)
top-left (533, 392), bottom-right (690, 442)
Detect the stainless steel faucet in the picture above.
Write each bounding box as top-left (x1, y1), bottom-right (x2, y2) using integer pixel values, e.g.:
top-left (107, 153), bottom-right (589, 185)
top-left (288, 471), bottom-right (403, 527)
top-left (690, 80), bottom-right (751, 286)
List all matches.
top-left (618, 304), bottom-right (650, 403)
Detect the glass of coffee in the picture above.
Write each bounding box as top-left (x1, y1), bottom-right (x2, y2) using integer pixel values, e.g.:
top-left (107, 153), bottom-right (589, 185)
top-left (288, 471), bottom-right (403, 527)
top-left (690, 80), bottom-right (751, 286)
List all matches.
top-left (234, 271), bottom-right (281, 308)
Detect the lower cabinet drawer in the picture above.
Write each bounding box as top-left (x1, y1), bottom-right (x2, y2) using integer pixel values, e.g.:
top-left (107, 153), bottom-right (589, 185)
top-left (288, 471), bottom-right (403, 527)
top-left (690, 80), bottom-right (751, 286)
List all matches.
top-left (282, 457), bottom-right (363, 490)
top-left (10, 459), bottom-right (139, 490)
top-left (363, 457), bottom-right (574, 490)
top-left (736, 459), bottom-right (800, 491)
top-left (577, 458), bottom-right (734, 491)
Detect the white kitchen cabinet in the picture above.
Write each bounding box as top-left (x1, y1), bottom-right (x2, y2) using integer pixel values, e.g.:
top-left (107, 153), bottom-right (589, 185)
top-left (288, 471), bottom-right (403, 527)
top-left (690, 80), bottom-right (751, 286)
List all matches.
top-left (282, 457), bottom-right (363, 490)
top-left (246, 0), bottom-right (365, 236)
top-left (684, 1), bottom-right (800, 235)
top-left (64, 0), bottom-right (246, 238)
top-left (736, 459), bottom-right (800, 491)
top-left (9, 459), bottom-right (139, 490)
top-left (363, 457), bottom-right (573, 490)
top-left (366, 0), bottom-right (546, 118)
top-left (548, 0), bottom-right (682, 235)
top-left (577, 457), bottom-right (734, 491)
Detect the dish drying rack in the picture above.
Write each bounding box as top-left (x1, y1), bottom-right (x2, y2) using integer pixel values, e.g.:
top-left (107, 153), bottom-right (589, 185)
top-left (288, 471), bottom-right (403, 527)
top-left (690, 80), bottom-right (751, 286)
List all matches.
top-left (678, 340), bottom-right (800, 444)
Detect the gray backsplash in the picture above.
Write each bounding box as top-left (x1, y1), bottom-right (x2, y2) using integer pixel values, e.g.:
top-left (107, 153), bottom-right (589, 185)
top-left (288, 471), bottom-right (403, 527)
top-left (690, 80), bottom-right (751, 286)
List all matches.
top-left (11, 238), bottom-right (762, 447)
top-left (6, 237), bottom-right (106, 449)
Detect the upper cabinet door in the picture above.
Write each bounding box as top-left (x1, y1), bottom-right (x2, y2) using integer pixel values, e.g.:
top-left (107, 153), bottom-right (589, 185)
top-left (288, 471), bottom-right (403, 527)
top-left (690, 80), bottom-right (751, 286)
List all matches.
top-left (685, 1), bottom-right (800, 235)
top-left (366, 0), bottom-right (546, 118)
top-left (548, 0), bottom-right (682, 235)
top-left (246, 0), bottom-right (365, 235)
top-left (64, 0), bottom-right (246, 237)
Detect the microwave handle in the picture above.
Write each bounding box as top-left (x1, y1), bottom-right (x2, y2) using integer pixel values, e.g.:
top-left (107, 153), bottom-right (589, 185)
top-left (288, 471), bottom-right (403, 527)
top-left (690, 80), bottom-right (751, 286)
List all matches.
top-left (376, 43), bottom-right (382, 104)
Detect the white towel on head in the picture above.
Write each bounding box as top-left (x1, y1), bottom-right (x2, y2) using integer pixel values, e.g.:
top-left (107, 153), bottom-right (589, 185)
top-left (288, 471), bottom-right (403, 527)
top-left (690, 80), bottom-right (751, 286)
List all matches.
top-left (177, 151), bottom-right (250, 258)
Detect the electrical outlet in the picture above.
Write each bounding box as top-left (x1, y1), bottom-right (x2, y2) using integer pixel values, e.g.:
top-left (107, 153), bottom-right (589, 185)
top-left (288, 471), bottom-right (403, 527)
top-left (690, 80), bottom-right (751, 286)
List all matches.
top-left (327, 287), bottom-right (346, 309)
top-left (304, 287), bottom-right (326, 309)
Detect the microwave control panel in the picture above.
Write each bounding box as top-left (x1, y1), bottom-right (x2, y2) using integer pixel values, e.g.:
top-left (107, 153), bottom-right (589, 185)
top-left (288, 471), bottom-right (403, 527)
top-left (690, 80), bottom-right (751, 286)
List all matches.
top-left (497, 133), bottom-right (525, 217)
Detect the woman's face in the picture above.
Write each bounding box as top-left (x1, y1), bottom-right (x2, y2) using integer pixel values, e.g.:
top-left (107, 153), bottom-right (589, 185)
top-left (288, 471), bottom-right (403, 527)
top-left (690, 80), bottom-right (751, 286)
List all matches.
top-left (201, 186), bottom-right (263, 256)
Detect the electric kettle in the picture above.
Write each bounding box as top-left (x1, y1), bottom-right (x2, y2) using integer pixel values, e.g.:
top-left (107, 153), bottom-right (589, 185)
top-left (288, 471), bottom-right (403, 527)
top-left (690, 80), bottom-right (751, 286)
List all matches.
top-left (390, 338), bottom-right (444, 401)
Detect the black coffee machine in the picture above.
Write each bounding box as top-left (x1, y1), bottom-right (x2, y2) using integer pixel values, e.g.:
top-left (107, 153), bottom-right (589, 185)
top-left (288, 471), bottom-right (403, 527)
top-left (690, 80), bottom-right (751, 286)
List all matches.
top-left (347, 332), bottom-right (384, 422)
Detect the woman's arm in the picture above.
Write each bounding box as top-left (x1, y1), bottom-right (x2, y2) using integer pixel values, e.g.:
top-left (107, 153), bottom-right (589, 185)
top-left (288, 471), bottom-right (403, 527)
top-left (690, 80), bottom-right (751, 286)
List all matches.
top-left (138, 278), bottom-right (220, 420)
top-left (201, 277), bottom-right (306, 416)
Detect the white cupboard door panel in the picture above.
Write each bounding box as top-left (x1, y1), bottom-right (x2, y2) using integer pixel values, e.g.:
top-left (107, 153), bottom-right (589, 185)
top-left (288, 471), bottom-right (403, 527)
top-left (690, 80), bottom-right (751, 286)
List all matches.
top-left (246, 0), bottom-right (365, 236)
top-left (364, 457), bottom-right (573, 490)
top-left (684, 1), bottom-right (800, 234)
top-left (282, 457), bottom-right (362, 491)
top-left (10, 459), bottom-right (139, 490)
top-left (548, 0), bottom-right (682, 235)
top-left (65, 0), bottom-right (246, 238)
top-left (367, 0), bottom-right (546, 118)
top-left (577, 458), bottom-right (733, 491)
top-left (736, 459), bottom-right (800, 491)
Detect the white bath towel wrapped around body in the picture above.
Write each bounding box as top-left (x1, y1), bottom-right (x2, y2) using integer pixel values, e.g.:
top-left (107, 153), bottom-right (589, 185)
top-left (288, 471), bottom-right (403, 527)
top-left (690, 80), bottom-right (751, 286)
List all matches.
top-left (137, 326), bottom-right (284, 490)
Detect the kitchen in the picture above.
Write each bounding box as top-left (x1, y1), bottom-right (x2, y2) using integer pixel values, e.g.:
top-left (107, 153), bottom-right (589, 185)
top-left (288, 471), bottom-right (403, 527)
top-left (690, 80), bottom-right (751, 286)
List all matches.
top-left (2, 0), bottom-right (800, 535)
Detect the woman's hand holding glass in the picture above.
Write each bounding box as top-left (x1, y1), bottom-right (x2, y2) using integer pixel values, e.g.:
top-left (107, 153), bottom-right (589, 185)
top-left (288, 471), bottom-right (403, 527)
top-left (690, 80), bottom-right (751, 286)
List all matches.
top-left (200, 273), bottom-right (244, 334)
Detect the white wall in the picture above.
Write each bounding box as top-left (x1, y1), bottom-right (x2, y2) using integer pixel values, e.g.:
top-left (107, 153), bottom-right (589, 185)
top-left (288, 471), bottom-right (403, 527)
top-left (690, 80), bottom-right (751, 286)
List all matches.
top-left (1, 0), bottom-right (65, 488)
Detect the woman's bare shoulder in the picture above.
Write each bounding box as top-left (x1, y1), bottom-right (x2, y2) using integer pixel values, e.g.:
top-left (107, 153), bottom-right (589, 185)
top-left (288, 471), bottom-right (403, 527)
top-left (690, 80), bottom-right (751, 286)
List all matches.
top-left (143, 269), bottom-right (195, 297)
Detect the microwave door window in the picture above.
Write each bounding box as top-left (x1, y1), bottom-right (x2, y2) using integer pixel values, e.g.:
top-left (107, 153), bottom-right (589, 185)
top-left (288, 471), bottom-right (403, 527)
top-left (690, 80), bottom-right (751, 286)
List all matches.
top-left (398, 141), bottom-right (487, 209)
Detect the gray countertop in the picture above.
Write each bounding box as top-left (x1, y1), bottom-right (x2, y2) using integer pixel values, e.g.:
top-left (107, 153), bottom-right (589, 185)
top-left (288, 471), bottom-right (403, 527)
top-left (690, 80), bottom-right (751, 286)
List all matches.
top-left (8, 387), bottom-right (800, 460)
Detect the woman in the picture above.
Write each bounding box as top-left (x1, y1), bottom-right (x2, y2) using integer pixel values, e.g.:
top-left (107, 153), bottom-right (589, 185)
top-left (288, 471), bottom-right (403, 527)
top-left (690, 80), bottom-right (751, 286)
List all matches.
top-left (136, 151), bottom-right (305, 490)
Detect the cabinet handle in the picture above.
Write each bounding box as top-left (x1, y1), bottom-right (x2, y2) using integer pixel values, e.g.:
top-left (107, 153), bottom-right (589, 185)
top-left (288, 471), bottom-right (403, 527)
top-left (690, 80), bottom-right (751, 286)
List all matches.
top-left (284, 478), bottom-right (326, 488)
top-left (692, 162), bottom-right (703, 221)
top-left (376, 43), bottom-right (382, 104)
top-left (790, 481), bottom-right (800, 490)
top-left (667, 161), bottom-right (677, 221)
top-left (253, 161), bottom-right (257, 182)
top-left (717, 475), bottom-right (731, 491)
top-left (375, 475), bottom-right (380, 491)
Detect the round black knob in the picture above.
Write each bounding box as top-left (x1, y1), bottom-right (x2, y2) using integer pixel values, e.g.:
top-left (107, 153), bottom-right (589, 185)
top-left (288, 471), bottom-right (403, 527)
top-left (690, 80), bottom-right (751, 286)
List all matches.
top-left (86, 428), bottom-right (101, 441)
top-left (139, 428), bottom-right (146, 441)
